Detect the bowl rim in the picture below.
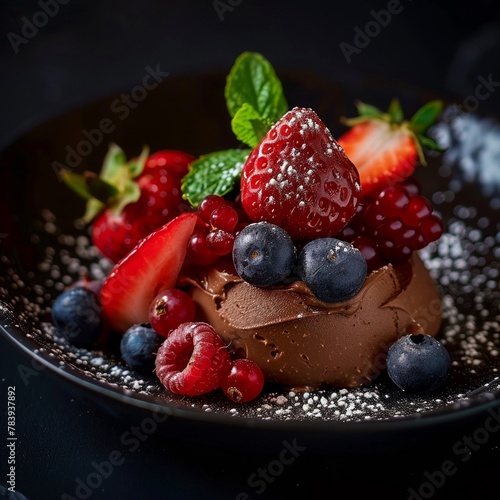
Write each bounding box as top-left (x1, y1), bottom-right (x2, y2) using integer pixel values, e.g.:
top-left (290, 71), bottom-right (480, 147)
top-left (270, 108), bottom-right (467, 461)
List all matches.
top-left (1, 71), bottom-right (499, 441)
top-left (2, 313), bottom-right (500, 436)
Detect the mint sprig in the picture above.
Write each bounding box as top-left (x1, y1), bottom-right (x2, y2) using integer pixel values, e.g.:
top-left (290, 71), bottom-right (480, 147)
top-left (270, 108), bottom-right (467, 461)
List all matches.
top-left (181, 52), bottom-right (288, 206)
top-left (224, 52), bottom-right (288, 141)
top-left (181, 149), bottom-right (251, 207)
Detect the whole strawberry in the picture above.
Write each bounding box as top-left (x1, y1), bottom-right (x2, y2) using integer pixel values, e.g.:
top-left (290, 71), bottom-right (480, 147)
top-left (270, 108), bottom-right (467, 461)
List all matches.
top-left (240, 107), bottom-right (361, 241)
top-left (63, 145), bottom-right (193, 262)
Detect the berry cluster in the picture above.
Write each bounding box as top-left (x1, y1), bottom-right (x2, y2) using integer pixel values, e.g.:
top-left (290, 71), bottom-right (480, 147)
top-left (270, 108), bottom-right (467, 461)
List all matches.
top-left (154, 322), bottom-right (264, 402)
top-left (187, 195), bottom-right (246, 266)
top-left (233, 221), bottom-right (368, 303)
top-left (120, 320), bottom-right (265, 402)
top-left (338, 178), bottom-right (444, 272)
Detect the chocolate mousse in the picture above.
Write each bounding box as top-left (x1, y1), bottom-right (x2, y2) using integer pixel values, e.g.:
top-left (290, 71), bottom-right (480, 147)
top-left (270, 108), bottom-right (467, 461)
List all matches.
top-left (186, 253), bottom-right (441, 390)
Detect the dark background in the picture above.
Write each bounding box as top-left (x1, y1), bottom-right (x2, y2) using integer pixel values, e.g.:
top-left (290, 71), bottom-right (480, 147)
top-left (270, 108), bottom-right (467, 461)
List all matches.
top-left (1, 1), bottom-right (500, 499)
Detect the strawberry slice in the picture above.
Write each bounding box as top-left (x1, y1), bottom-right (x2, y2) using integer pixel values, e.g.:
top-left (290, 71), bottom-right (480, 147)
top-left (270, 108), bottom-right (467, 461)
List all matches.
top-left (100, 212), bottom-right (198, 333)
top-left (337, 99), bottom-right (443, 196)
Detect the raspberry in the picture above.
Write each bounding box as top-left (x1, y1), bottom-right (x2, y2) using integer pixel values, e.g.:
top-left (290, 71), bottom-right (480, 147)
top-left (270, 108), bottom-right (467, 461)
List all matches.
top-left (221, 359), bottom-right (265, 403)
top-left (155, 322), bottom-right (230, 396)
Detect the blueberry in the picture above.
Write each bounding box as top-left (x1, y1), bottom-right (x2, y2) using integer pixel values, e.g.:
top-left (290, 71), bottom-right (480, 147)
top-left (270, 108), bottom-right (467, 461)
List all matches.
top-left (120, 324), bottom-right (162, 373)
top-left (297, 238), bottom-right (367, 302)
top-left (51, 286), bottom-right (102, 345)
top-left (387, 334), bottom-right (451, 393)
top-left (232, 222), bottom-right (296, 287)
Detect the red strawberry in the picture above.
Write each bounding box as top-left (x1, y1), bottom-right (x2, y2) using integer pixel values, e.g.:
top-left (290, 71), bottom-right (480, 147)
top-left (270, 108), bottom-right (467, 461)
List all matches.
top-left (240, 107), bottom-right (361, 240)
top-left (337, 99), bottom-right (443, 196)
top-left (100, 212), bottom-right (198, 333)
top-left (62, 144), bottom-right (193, 263)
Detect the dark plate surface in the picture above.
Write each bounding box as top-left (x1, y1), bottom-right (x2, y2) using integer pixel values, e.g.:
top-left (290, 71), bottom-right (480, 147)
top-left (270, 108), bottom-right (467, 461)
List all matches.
top-left (1, 70), bottom-right (499, 453)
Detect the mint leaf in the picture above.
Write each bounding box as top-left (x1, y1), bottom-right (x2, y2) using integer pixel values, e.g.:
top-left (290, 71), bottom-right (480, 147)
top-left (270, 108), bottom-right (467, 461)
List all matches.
top-left (410, 100), bottom-right (443, 134)
top-left (182, 149), bottom-right (251, 207)
top-left (231, 103), bottom-right (273, 148)
top-left (225, 52), bottom-right (288, 123)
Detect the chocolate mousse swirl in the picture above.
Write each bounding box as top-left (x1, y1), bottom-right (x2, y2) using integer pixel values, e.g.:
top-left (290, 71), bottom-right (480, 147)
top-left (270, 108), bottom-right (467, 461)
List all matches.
top-left (185, 254), bottom-right (441, 391)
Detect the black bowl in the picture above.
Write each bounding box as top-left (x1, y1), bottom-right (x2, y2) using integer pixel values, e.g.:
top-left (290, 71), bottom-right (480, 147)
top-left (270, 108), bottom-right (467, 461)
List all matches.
top-left (1, 70), bottom-right (499, 454)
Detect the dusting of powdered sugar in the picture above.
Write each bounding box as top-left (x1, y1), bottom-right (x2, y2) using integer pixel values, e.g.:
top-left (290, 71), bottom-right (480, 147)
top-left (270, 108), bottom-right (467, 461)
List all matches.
top-left (1, 156), bottom-right (500, 422)
top-left (430, 105), bottom-right (500, 198)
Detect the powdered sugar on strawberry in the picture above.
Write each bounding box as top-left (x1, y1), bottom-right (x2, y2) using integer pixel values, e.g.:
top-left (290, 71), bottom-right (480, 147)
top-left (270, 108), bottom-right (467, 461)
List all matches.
top-left (240, 107), bottom-right (361, 240)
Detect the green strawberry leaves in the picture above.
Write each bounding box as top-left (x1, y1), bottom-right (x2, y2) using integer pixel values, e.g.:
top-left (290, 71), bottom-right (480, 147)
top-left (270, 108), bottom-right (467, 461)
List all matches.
top-left (180, 51), bottom-right (446, 208)
top-left (182, 52), bottom-right (287, 206)
top-left (388, 98), bottom-right (404, 124)
top-left (62, 143), bottom-right (148, 222)
top-left (181, 149), bottom-right (251, 207)
top-left (410, 100), bottom-right (444, 135)
top-left (343, 98), bottom-right (444, 165)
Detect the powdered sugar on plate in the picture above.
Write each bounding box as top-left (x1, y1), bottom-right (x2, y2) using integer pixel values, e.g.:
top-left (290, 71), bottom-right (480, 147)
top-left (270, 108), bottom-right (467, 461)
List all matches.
top-left (1, 148), bottom-right (500, 423)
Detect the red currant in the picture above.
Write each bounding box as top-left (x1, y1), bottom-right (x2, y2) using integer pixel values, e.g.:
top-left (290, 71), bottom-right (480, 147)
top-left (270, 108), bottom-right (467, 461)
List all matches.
top-left (378, 239), bottom-right (412, 263)
top-left (206, 230), bottom-right (235, 256)
top-left (340, 177), bottom-right (443, 268)
top-left (221, 359), bottom-right (265, 403)
top-left (149, 289), bottom-right (195, 337)
top-left (210, 204), bottom-right (238, 232)
top-left (187, 229), bottom-right (219, 266)
top-left (401, 177), bottom-right (421, 197)
top-left (198, 195), bottom-right (227, 223)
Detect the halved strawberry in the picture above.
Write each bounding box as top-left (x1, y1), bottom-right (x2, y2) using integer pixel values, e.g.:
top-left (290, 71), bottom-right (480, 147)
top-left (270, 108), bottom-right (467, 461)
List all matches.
top-left (337, 99), bottom-right (443, 196)
top-left (100, 212), bottom-right (198, 333)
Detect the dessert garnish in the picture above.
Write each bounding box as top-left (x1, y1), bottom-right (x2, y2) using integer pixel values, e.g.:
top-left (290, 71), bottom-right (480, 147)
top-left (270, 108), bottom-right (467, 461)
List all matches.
top-left (52, 51), bottom-right (450, 402)
top-left (120, 324), bottom-right (162, 374)
top-left (337, 98), bottom-right (443, 195)
top-left (51, 284), bottom-right (102, 346)
top-left (155, 322), bottom-right (231, 397)
top-left (386, 334), bottom-right (451, 393)
top-left (240, 107), bottom-right (361, 240)
top-left (61, 145), bottom-right (193, 263)
top-left (232, 222), bottom-right (296, 287)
